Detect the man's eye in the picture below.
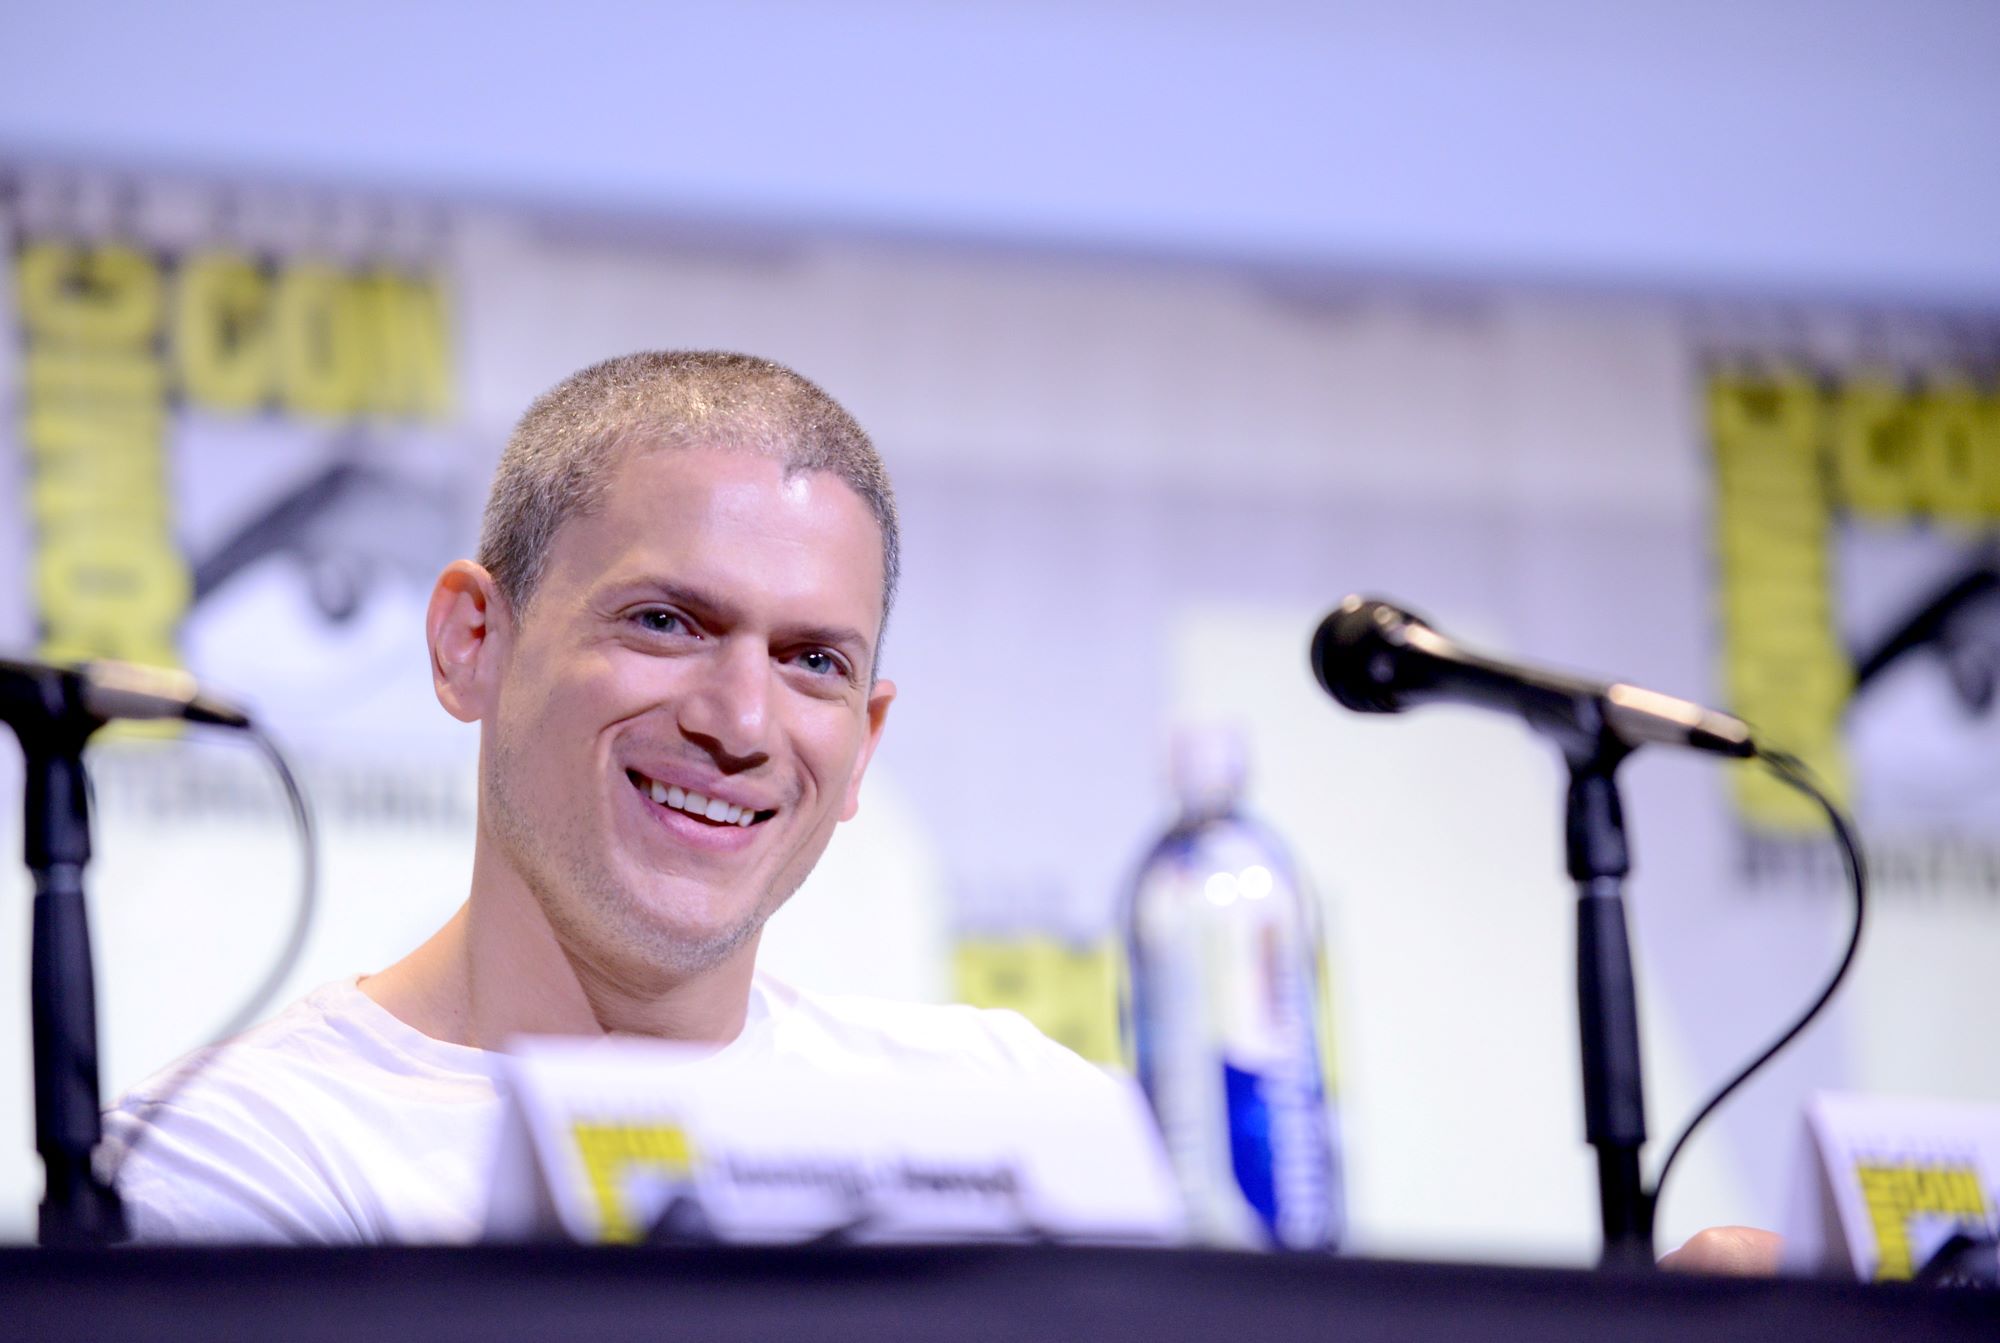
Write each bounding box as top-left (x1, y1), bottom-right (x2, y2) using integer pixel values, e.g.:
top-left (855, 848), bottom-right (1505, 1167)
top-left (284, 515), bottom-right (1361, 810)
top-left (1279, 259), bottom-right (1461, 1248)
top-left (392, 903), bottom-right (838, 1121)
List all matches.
top-left (636, 610), bottom-right (684, 634)
top-left (798, 649), bottom-right (843, 677)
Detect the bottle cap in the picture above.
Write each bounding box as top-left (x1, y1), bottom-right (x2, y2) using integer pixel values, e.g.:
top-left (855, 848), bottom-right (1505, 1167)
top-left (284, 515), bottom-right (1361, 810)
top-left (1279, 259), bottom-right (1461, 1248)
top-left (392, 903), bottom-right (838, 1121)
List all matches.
top-left (1170, 723), bottom-right (1247, 817)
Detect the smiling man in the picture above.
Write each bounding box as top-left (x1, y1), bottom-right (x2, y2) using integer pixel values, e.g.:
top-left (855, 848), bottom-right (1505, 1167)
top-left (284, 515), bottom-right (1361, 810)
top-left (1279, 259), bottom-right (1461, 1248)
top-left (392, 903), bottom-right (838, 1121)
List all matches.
top-left (102, 352), bottom-right (1092, 1243)
top-left (100, 352), bottom-right (1787, 1268)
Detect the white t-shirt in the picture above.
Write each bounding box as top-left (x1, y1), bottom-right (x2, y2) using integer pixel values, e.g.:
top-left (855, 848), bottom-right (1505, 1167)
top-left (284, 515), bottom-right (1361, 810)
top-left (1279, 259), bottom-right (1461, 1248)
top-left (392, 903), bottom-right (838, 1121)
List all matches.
top-left (102, 974), bottom-right (1100, 1245)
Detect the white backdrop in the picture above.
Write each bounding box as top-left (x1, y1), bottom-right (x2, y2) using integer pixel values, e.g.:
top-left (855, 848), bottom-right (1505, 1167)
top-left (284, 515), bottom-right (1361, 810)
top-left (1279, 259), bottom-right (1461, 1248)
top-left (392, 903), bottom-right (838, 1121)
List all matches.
top-left (2, 171), bottom-right (1996, 1262)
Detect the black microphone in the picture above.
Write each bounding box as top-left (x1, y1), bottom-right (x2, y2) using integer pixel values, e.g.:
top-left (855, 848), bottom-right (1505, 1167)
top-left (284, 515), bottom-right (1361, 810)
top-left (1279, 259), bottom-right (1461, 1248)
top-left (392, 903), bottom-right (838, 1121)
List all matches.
top-left (1310, 596), bottom-right (1753, 758)
top-left (0, 655), bottom-right (251, 731)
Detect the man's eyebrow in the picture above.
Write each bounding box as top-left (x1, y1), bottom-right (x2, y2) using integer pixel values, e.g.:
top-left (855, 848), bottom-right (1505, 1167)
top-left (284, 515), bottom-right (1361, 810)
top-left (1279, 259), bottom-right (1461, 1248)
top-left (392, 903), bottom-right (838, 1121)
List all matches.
top-left (784, 622), bottom-right (872, 659)
top-left (612, 579), bottom-right (741, 624)
top-left (611, 579), bottom-right (874, 661)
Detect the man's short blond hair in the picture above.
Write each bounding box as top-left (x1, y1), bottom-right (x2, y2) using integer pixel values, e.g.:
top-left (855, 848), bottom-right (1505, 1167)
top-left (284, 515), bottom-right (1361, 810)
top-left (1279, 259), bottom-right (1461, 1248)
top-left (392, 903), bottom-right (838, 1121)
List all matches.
top-left (478, 351), bottom-right (899, 636)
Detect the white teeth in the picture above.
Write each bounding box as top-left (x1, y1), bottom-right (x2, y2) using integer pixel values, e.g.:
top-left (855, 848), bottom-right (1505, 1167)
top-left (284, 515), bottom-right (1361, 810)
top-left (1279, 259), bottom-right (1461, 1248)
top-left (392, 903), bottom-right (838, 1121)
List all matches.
top-left (639, 774), bottom-right (763, 826)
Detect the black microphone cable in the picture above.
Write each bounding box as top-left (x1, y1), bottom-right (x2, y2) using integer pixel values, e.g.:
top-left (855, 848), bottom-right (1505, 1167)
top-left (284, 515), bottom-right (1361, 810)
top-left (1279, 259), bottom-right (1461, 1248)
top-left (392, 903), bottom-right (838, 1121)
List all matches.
top-left (210, 723), bottom-right (319, 1041)
top-left (1642, 745), bottom-right (1866, 1237)
top-left (93, 720), bottom-right (319, 1202)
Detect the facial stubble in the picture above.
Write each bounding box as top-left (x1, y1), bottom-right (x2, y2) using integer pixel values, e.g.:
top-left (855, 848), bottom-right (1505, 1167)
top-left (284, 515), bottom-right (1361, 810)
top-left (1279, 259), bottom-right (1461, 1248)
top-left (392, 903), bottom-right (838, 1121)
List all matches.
top-left (483, 732), bottom-right (811, 988)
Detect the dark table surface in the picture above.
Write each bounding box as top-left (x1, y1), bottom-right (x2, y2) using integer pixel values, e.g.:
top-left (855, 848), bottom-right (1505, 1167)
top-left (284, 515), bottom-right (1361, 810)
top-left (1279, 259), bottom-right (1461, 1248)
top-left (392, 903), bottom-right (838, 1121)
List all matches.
top-left (5, 1242), bottom-right (1999, 1342)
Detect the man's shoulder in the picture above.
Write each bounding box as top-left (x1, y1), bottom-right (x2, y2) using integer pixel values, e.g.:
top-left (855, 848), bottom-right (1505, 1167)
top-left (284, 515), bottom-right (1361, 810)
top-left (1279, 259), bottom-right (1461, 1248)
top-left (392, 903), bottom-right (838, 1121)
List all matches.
top-left (103, 978), bottom-right (499, 1244)
top-left (115, 978), bottom-right (484, 1108)
top-left (112, 980), bottom-right (364, 1116)
top-left (754, 974), bottom-right (1103, 1080)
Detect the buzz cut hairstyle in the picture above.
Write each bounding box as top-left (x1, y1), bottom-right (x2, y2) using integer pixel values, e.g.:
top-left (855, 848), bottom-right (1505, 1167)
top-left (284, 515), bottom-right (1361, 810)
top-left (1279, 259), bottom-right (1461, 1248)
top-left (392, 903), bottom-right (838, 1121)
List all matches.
top-left (477, 351), bottom-right (900, 663)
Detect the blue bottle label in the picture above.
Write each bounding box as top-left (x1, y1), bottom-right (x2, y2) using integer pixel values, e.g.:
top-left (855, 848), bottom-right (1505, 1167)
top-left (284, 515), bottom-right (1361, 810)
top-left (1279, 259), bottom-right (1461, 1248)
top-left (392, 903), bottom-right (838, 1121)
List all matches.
top-left (1224, 1057), bottom-right (1334, 1248)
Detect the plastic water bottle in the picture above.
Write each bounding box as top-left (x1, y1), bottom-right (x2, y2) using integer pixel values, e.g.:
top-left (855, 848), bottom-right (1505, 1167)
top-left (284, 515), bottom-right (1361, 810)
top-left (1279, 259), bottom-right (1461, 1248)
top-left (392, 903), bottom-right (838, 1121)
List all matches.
top-left (1124, 725), bottom-right (1342, 1250)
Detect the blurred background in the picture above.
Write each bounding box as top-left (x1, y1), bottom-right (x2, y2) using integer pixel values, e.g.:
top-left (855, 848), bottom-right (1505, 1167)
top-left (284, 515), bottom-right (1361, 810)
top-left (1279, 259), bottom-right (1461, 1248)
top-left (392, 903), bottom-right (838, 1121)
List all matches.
top-left (2, 0), bottom-right (1997, 1264)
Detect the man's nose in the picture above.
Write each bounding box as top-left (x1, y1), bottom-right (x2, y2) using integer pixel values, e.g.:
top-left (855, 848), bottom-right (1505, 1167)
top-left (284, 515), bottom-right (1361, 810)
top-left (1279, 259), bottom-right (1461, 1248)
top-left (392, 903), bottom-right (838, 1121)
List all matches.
top-left (677, 638), bottom-right (772, 765)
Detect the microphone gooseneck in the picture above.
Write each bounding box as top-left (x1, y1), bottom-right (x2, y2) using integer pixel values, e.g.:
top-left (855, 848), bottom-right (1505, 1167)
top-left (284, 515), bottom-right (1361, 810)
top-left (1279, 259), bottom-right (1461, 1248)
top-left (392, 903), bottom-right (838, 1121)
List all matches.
top-left (1310, 596), bottom-right (1753, 759)
top-left (0, 656), bottom-right (251, 733)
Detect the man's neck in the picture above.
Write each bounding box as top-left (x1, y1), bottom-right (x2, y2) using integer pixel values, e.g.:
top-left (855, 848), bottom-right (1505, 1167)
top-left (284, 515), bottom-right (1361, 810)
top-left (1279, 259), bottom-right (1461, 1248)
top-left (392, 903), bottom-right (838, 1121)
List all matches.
top-left (361, 855), bottom-right (758, 1051)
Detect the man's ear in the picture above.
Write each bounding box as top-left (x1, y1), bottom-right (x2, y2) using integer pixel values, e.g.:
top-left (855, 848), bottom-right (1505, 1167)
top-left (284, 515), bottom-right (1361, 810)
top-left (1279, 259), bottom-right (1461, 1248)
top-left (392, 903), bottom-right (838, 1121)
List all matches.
top-left (427, 561), bottom-right (511, 723)
top-left (839, 678), bottom-right (896, 821)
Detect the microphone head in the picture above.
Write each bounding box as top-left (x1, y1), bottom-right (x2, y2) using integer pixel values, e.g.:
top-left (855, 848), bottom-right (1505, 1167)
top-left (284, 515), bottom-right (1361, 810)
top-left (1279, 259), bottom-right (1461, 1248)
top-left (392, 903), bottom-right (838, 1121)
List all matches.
top-left (1310, 596), bottom-right (1433, 714)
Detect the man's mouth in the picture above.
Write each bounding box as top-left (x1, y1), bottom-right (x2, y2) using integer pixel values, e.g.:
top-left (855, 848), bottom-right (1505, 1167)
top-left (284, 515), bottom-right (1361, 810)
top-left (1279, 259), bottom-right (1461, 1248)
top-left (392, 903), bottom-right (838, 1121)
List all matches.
top-left (626, 770), bottom-right (776, 829)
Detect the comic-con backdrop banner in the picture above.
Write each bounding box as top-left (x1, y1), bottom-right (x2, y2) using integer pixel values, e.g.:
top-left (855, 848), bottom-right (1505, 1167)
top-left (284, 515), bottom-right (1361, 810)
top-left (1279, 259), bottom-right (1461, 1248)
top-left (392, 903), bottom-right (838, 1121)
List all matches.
top-left (1711, 367), bottom-right (2000, 897)
top-left (6, 175), bottom-right (482, 815)
top-left (4, 166), bottom-right (1997, 1261)
top-left (16, 213), bottom-right (451, 665)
